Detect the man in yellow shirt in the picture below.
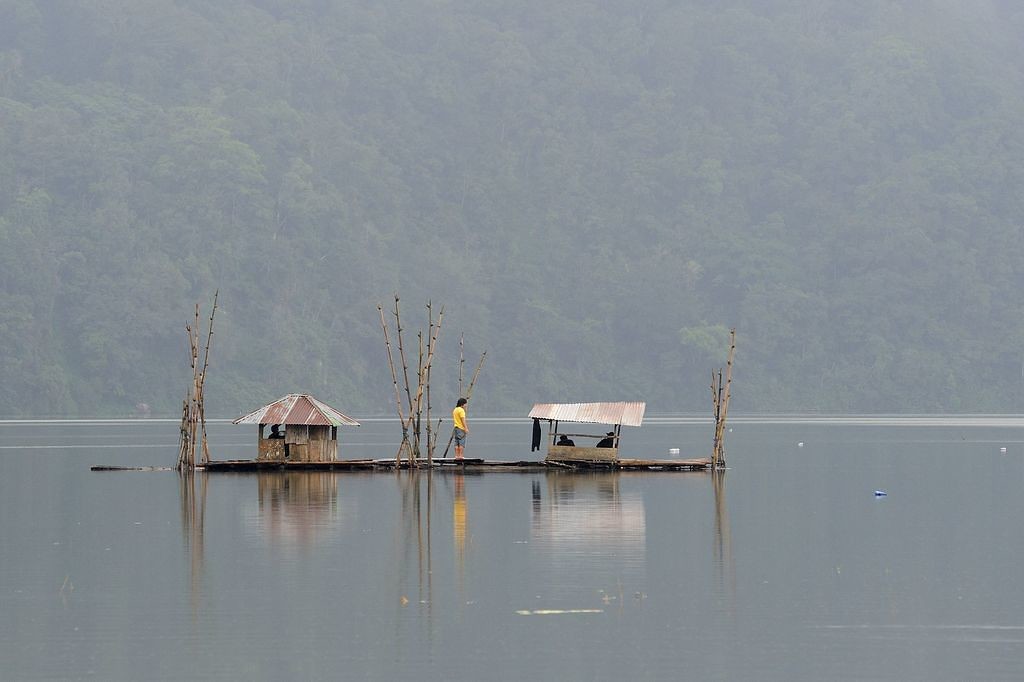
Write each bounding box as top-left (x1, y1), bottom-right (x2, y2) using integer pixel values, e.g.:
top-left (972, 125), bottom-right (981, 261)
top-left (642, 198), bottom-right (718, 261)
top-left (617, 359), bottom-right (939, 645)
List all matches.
top-left (452, 397), bottom-right (469, 460)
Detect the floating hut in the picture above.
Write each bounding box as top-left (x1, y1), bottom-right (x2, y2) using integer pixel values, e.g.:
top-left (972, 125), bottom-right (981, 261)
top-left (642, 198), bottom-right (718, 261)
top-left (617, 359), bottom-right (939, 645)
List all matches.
top-left (529, 402), bottom-right (645, 463)
top-left (232, 394), bottom-right (360, 462)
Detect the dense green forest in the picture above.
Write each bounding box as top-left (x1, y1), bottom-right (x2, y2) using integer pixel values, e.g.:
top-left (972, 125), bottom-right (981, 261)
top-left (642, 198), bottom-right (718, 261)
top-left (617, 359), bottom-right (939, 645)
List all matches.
top-left (2, 0), bottom-right (1024, 417)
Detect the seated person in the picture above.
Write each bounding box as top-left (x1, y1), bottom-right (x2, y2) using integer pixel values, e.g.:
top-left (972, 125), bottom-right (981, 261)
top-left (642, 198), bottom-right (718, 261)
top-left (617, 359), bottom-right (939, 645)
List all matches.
top-left (556, 434), bottom-right (575, 446)
top-left (596, 431), bottom-right (615, 448)
top-left (268, 424), bottom-right (285, 439)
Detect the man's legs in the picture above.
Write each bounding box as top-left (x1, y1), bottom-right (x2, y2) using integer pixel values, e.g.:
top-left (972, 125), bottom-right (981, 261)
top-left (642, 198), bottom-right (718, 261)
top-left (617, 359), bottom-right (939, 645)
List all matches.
top-left (454, 428), bottom-right (466, 459)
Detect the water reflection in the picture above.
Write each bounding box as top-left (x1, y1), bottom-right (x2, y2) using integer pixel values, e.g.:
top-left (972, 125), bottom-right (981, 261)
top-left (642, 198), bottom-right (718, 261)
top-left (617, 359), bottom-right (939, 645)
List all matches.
top-left (394, 470), bottom-right (472, 615)
top-left (397, 471), bottom-right (435, 617)
top-left (531, 473), bottom-right (645, 546)
top-left (530, 473), bottom-right (647, 593)
top-left (453, 473), bottom-right (467, 590)
top-left (255, 472), bottom-right (342, 547)
top-left (179, 471), bottom-right (207, 618)
top-left (711, 469), bottom-right (735, 613)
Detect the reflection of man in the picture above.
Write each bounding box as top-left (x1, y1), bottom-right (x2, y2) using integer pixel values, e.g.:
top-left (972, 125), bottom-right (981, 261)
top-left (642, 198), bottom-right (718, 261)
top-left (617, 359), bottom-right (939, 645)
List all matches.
top-left (452, 398), bottom-right (469, 460)
top-left (453, 473), bottom-right (467, 578)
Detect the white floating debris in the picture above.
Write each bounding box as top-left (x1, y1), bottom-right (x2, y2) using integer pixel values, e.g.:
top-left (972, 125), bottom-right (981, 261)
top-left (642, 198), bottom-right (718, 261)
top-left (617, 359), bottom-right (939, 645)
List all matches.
top-left (516, 609), bottom-right (604, 616)
top-left (874, 490), bottom-right (887, 497)
top-left (668, 447), bottom-right (680, 455)
top-left (1000, 447), bottom-right (1007, 453)
top-left (797, 442), bottom-right (804, 447)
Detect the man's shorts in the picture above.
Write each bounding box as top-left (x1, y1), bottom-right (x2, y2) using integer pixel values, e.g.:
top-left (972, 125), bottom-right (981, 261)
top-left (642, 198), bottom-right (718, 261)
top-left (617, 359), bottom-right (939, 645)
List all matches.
top-left (453, 427), bottom-right (467, 446)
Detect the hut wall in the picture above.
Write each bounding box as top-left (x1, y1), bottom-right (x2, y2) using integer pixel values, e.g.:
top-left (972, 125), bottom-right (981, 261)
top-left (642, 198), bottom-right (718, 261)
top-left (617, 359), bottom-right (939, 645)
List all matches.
top-left (546, 444), bottom-right (618, 462)
top-left (258, 439), bottom-right (287, 461)
top-left (254, 424), bottom-right (338, 462)
top-left (307, 425), bottom-right (338, 462)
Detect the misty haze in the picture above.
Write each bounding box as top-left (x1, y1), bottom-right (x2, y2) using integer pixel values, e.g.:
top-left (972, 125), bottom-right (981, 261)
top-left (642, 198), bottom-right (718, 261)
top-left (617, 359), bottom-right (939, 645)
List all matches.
top-left (4, 2), bottom-right (1024, 681)
top-left (3, 1), bottom-right (1024, 417)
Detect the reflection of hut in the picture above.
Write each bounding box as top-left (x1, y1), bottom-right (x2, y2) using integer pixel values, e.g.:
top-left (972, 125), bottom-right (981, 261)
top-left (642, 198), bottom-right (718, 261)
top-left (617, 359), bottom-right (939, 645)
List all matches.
top-left (530, 474), bottom-right (647, 575)
top-left (256, 472), bottom-right (339, 546)
top-left (232, 394), bottom-right (360, 462)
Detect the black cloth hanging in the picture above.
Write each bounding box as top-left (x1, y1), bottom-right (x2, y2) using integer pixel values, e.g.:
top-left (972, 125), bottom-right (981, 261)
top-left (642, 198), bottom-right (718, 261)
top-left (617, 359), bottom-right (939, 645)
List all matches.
top-left (531, 418), bottom-right (542, 451)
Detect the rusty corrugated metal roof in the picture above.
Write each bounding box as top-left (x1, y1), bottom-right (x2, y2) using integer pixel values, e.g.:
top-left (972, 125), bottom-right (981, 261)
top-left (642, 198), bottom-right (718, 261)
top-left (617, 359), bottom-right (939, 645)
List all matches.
top-left (527, 402), bottom-right (646, 427)
top-left (232, 394), bottom-right (361, 427)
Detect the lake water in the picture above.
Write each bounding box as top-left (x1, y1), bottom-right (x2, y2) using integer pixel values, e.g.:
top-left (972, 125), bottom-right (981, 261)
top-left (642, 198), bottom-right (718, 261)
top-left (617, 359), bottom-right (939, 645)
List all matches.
top-left (2, 417), bottom-right (1024, 680)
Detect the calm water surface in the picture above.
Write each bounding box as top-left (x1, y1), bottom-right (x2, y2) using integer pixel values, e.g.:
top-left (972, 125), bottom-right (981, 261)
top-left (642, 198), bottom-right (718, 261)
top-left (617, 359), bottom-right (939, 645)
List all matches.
top-left (2, 417), bottom-right (1024, 680)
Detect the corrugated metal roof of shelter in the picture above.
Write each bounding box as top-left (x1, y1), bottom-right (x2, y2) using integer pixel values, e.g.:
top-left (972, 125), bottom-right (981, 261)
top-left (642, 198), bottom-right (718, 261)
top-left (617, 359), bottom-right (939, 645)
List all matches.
top-left (232, 394), bottom-right (361, 427)
top-left (527, 402), bottom-right (646, 427)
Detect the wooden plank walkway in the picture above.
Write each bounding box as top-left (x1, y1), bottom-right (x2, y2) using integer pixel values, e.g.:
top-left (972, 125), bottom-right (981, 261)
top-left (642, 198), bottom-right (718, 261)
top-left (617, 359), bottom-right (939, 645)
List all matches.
top-left (92, 457), bottom-right (714, 472)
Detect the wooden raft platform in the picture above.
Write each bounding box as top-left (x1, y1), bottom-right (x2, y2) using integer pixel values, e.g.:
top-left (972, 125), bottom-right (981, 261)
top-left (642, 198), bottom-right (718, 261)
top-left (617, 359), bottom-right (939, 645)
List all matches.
top-left (92, 457), bottom-right (714, 472)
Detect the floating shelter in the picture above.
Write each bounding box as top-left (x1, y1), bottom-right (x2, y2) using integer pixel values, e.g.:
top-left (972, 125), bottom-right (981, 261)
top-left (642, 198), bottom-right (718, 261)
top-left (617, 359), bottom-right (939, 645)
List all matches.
top-left (529, 402), bottom-right (645, 463)
top-left (232, 394), bottom-right (360, 463)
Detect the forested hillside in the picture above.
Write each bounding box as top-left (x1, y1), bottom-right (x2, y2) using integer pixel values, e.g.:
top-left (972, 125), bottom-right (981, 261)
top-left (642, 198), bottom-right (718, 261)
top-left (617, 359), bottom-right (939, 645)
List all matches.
top-left (2, 1), bottom-right (1024, 417)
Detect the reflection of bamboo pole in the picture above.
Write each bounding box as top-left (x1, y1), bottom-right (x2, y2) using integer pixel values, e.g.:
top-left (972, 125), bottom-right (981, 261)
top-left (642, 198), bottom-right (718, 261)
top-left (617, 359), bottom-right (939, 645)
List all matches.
top-left (711, 468), bottom-right (734, 610)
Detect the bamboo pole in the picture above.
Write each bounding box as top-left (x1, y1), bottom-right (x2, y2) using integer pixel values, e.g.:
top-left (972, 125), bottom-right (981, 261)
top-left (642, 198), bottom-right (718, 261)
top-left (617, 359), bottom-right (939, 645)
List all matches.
top-left (414, 331), bottom-right (423, 464)
top-left (710, 329), bottom-right (736, 468)
top-left (378, 304), bottom-right (407, 426)
top-left (459, 333), bottom-right (465, 397)
top-left (393, 295), bottom-right (415, 418)
top-left (197, 291), bottom-right (217, 465)
top-left (426, 302), bottom-right (433, 465)
top-left (409, 305), bottom-right (445, 464)
top-left (393, 295), bottom-right (417, 465)
top-left (466, 350), bottom-right (486, 397)
top-left (178, 307), bottom-right (200, 471)
top-left (379, 304), bottom-right (413, 464)
top-left (718, 329), bottom-right (736, 467)
top-left (423, 306), bottom-right (444, 461)
top-left (442, 350), bottom-right (486, 458)
top-left (177, 296), bottom-right (217, 471)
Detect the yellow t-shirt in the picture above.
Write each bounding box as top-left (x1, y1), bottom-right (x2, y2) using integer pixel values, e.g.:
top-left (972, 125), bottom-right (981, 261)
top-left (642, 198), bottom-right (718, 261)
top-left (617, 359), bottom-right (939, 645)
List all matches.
top-left (452, 405), bottom-right (467, 430)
